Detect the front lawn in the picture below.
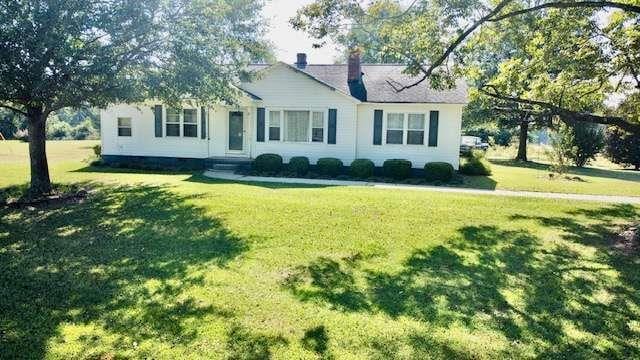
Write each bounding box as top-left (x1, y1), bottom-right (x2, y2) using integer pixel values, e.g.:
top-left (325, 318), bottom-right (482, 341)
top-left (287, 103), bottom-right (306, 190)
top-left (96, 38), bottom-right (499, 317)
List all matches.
top-left (1, 141), bottom-right (640, 359)
top-left (462, 159), bottom-right (640, 196)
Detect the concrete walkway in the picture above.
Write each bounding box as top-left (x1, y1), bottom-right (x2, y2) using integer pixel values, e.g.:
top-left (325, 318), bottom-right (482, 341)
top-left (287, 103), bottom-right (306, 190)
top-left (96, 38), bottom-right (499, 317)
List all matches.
top-left (203, 170), bottom-right (640, 204)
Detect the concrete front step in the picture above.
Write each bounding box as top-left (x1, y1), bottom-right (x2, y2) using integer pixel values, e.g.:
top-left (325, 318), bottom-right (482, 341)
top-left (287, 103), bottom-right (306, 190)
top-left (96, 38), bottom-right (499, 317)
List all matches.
top-left (205, 156), bottom-right (252, 171)
top-left (210, 163), bottom-right (240, 171)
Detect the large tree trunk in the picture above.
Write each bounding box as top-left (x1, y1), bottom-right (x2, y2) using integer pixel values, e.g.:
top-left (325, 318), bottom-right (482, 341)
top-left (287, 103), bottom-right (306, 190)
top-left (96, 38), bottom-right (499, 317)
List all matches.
top-left (515, 120), bottom-right (529, 162)
top-left (27, 107), bottom-right (51, 196)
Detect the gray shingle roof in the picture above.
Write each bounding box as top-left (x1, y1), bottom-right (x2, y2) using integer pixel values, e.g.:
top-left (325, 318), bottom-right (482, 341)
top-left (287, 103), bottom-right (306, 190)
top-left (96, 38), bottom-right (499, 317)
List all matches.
top-left (245, 63), bottom-right (468, 104)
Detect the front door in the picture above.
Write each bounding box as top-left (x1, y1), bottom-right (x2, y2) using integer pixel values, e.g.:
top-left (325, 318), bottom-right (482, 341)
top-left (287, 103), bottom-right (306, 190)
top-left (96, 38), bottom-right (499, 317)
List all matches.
top-left (228, 111), bottom-right (244, 152)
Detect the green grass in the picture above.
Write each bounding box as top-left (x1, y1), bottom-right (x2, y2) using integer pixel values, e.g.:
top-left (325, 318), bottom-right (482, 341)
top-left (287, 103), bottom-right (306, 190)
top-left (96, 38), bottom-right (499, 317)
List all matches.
top-left (457, 143), bottom-right (640, 196)
top-left (1, 140), bottom-right (640, 359)
top-left (461, 159), bottom-right (640, 196)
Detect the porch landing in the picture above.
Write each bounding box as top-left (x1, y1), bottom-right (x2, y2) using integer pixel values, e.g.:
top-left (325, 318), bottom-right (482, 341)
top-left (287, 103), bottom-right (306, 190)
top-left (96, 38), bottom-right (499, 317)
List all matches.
top-left (206, 156), bottom-right (252, 172)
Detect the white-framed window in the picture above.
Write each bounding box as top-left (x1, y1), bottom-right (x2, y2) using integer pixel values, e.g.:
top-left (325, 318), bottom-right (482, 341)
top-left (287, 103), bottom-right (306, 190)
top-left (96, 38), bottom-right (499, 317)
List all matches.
top-left (166, 108), bottom-right (181, 137)
top-left (386, 113), bottom-right (404, 144)
top-left (407, 113), bottom-right (425, 145)
top-left (117, 117), bottom-right (132, 137)
top-left (269, 110), bottom-right (281, 141)
top-left (311, 111), bottom-right (324, 142)
top-left (165, 107), bottom-right (198, 138)
top-left (183, 108), bottom-right (198, 137)
top-left (266, 108), bottom-right (326, 143)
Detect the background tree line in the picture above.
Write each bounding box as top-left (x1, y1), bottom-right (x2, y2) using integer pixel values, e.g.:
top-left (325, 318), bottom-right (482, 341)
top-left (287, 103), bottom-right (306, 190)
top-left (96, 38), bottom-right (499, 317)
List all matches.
top-left (1, 108), bottom-right (99, 141)
top-left (292, 0), bottom-right (640, 170)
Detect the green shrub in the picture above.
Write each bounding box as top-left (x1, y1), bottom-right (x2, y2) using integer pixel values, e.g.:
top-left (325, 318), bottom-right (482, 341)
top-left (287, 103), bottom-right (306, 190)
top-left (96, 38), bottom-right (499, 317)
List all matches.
top-left (460, 152), bottom-right (492, 176)
top-left (383, 159), bottom-right (412, 180)
top-left (605, 126), bottom-right (640, 170)
top-left (253, 153), bottom-right (283, 173)
top-left (316, 158), bottom-right (343, 177)
top-left (424, 162), bottom-right (454, 182)
top-left (350, 159), bottom-right (374, 178)
top-left (72, 118), bottom-right (99, 140)
top-left (288, 156), bottom-right (310, 176)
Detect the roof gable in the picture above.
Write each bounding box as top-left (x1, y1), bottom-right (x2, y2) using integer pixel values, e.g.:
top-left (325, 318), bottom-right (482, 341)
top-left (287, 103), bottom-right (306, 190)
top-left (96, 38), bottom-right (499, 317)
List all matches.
top-left (242, 62), bottom-right (361, 104)
top-left (244, 63), bottom-right (468, 104)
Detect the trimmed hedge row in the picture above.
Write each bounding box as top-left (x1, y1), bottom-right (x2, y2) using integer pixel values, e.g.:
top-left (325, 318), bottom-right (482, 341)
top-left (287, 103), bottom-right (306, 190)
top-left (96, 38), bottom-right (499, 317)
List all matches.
top-left (252, 155), bottom-right (459, 182)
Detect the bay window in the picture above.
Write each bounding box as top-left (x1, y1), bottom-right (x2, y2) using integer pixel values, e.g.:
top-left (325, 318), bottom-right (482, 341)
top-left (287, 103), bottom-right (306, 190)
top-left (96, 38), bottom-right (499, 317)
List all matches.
top-left (267, 109), bottom-right (326, 143)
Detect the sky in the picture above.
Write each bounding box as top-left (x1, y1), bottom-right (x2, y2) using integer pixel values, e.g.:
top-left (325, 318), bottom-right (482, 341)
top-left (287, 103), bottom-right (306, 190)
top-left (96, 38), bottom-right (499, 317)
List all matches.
top-left (262, 0), bottom-right (341, 64)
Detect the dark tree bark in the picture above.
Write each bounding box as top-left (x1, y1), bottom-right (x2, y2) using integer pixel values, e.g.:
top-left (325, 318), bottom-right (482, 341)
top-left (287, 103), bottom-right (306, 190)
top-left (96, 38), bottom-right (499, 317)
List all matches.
top-left (516, 120), bottom-right (529, 162)
top-left (26, 107), bottom-right (51, 196)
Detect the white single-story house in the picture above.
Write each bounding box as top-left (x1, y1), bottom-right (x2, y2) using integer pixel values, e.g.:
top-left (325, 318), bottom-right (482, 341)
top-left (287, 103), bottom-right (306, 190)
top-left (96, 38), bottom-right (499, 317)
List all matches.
top-left (100, 53), bottom-right (468, 170)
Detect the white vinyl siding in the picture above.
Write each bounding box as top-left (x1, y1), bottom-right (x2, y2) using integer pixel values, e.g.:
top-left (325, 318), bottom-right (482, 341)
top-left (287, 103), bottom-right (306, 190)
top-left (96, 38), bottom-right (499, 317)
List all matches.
top-left (241, 64), bottom-right (358, 164)
top-left (99, 64), bottom-right (463, 169)
top-left (356, 104), bottom-right (463, 169)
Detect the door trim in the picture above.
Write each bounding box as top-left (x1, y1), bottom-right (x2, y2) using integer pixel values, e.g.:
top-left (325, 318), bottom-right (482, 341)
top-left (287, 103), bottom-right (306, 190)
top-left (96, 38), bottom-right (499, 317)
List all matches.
top-left (226, 111), bottom-right (247, 155)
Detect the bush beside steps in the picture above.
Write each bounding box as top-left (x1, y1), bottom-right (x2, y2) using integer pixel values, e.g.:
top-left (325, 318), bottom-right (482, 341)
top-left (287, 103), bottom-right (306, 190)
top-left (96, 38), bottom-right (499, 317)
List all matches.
top-left (253, 153), bottom-right (283, 174)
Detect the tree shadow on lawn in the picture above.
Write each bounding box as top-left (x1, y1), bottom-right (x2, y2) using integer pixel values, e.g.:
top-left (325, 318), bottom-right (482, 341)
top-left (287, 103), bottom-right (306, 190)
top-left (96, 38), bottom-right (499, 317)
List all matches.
top-left (184, 173), bottom-right (337, 190)
top-left (284, 204), bottom-right (640, 358)
top-left (0, 183), bottom-right (256, 359)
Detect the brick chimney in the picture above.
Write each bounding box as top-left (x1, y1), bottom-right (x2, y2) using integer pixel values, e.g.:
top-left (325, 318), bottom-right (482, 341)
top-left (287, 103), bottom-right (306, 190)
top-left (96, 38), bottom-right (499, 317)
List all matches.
top-left (347, 50), bottom-right (362, 82)
top-left (295, 53), bottom-right (307, 69)
top-left (347, 49), bottom-right (366, 101)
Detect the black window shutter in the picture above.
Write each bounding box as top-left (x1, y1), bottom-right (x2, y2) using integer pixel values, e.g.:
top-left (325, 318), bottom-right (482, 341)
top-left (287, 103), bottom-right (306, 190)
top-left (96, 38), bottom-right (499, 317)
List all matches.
top-left (256, 107), bottom-right (265, 142)
top-left (373, 109), bottom-right (383, 145)
top-left (154, 105), bottom-right (163, 137)
top-left (200, 106), bottom-right (206, 139)
top-left (428, 111), bottom-right (439, 147)
top-left (328, 108), bottom-right (337, 144)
